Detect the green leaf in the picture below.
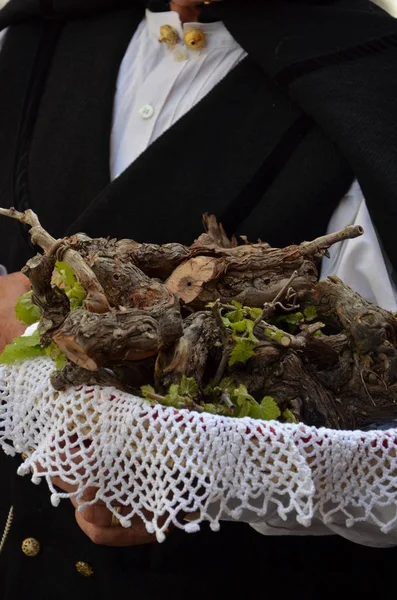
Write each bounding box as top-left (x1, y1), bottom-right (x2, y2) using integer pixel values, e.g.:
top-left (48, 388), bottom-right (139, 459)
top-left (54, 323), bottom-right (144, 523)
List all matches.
top-left (14, 291), bottom-right (41, 326)
top-left (53, 261), bottom-right (75, 288)
top-left (179, 376), bottom-right (198, 398)
top-left (235, 400), bottom-right (252, 418)
top-left (228, 340), bottom-right (256, 366)
top-left (285, 312), bottom-right (304, 326)
top-left (222, 316), bottom-right (231, 328)
top-left (200, 403), bottom-right (218, 415)
top-left (224, 301), bottom-right (244, 324)
top-left (248, 403), bottom-right (269, 420)
top-left (55, 353), bottom-right (68, 370)
top-left (141, 384), bottom-right (156, 400)
top-left (66, 282), bottom-right (86, 311)
top-left (303, 306), bottom-right (318, 322)
top-left (168, 384), bottom-right (180, 403)
top-left (233, 383), bottom-right (255, 405)
top-left (44, 343), bottom-right (68, 370)
top-left (259, 396), bottom-right (281, 420)
top-left (247, 307), bottom-right (263, 320)
top-left (53, 261), bottom-right (86, 310)
top-left (230, 320), bottom-right (248, 333)
top-left (225, 307), bottom-right (244, 324)
top-left (0, 330), bottom-right (45, 364)
top-left (282, 409), bottom-right (298, 423)
top-left (244, 319), bottom-right (255, 340)
top-left (163, 394), bottom-right (179, 408)
top-left (264, 327), bottom-right (288, 345)
top-left (231, 301), bottom-right (243, 310)
top-left (218, 377), bottom-right (236, 393)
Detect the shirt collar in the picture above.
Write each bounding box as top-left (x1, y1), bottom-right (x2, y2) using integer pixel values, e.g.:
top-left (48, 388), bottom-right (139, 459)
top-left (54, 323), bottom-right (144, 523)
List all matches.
top-left (146, 9), bottom-right (239, 51)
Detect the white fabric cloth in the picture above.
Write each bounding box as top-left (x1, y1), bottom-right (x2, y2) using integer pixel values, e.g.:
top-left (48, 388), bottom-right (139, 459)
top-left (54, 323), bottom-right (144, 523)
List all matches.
top-left (321, 182), bottom-right (397, 312)
top-left (371, 0), bottom-right (397, 16)
top-left (3, 353), bottom-right (397, 547)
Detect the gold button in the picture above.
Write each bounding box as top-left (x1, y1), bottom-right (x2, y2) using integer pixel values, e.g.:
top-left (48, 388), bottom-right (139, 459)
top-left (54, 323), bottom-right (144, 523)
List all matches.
top-left (183, 29), bottom-right (206, 51)
top-left (76, 561), bottom-right (94, 577)
top-left (21, 537), bottom-right (40, 557)
top-left (159, 25), bottom-right (179, 49)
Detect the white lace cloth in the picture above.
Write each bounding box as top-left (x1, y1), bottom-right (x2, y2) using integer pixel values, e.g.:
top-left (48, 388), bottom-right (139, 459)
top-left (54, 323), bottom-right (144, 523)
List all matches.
top-left (1, 356), bottom-right (397, 547)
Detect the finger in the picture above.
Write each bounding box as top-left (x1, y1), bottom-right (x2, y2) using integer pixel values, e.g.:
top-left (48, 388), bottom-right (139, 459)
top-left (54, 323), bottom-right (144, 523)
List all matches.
top-left (75, 509), bottom-right (158, 547)
top-left (51, 476), bottom-right (79, 494)
top-left (70, 496), bottom-right (111, 527)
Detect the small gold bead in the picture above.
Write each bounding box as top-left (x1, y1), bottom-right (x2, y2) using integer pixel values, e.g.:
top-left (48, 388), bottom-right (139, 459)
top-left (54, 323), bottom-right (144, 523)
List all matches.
top-left (159, 25), bottom-right (179, 49)
top-left (75, 561), bottom-right (94, 577)
top-left (21, 537), bottom-right (41, 557)
top-left (21, 453), bottom-right (28, 461)
top-left (183, 29), bottom-right (206, 51)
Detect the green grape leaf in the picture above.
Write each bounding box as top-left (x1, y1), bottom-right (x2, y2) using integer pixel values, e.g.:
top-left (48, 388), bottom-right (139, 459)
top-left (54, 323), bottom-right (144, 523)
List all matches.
top-left (53, 261), bottom-right (86, 310)
top-left (67, 282), bottom-right (86, 311)
top-left (44, 343), bottom-right (68, 370)
top-left (0, 330), bottom-right (45, 364)
top-left (282, 409), bottom-right (298, 423)
top-left (233, 384), bottom-right (255, 405)
top-left (303, 306), bottom-right (318, 322)
top-left (222, 316), bottom-right (232, 328)
top-left (247, 403), bottom-right (269, 420)
top-left (247, 307), bottom-right (263, 320)
top-left (230, 320), bottom-right (248, 333)
top-left (200, 403), bottom-right (218, 414)
top-left (235, 399), bottom-right (252, 418)
top-left (168, 384), bottom-right (180, 403)
top-left (228, 340), bottom-right (256, 366)
top-left (179, 376), bottom-right (198, 398)
top-left (231, 301), bottom-right (243, 309)
top-left (53, 261), bottom-right (75, 288)
top-left (225, 308), bottom-right (244, 324)
top-left (55, 353), bottom-right (68, 370)
top-left (14, 291), bottom-right (41, 326)
top-left (218, 377), bottom-right (236, 393)
top-left (264, 327), bottom-right (289, 345)
top-left (141, 384), bottom-right (156, 400)
top-left (259, 396), bottom-right (281, 420)
top-left (244, 319), bottom-right (256, 340)
top-left (285, 312), bottom-right (303, 326)
top-left (163, 394), bottom-right (179, 408)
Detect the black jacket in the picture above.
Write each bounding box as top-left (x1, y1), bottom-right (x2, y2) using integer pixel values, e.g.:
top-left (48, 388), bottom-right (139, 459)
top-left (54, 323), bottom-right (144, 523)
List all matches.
top-left (1, 1), bottom-right (397, 598)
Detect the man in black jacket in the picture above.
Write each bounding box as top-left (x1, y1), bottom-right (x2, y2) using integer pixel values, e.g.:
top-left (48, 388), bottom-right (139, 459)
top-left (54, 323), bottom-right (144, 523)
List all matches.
top-left (1, 0), bottom-right (397, 598)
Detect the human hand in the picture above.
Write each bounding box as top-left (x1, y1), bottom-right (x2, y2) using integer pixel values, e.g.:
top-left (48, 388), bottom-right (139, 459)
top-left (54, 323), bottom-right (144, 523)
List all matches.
top-left (38, 449), bottom-right (167, 547)
top-left (0, 272), bottom-right (31, 352)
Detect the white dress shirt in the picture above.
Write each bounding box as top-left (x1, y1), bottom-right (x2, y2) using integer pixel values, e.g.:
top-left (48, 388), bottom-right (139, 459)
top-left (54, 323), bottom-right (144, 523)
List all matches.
top-left (2, 4), bottom-right (397, 545)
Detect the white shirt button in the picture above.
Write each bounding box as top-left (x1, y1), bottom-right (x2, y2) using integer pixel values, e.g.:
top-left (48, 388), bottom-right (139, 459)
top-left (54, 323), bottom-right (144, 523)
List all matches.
top-left (139, 104), bottom-right (155, 120)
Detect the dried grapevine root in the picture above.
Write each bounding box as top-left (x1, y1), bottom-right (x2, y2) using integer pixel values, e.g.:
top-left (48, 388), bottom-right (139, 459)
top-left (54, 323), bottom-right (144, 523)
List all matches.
top-left (2, 207), bottom-right (397, 430)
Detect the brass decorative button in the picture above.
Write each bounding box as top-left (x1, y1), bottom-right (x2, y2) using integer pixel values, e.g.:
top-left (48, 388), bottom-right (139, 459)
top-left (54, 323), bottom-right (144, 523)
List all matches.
top-left (21, 537), bottom-right (40, 557)
top-left (183, 29), bottom-right (206, 51)
top-left (76, 561), bottom-right (94, 577)
top-left (159, 25), bottom-right (179, 49)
